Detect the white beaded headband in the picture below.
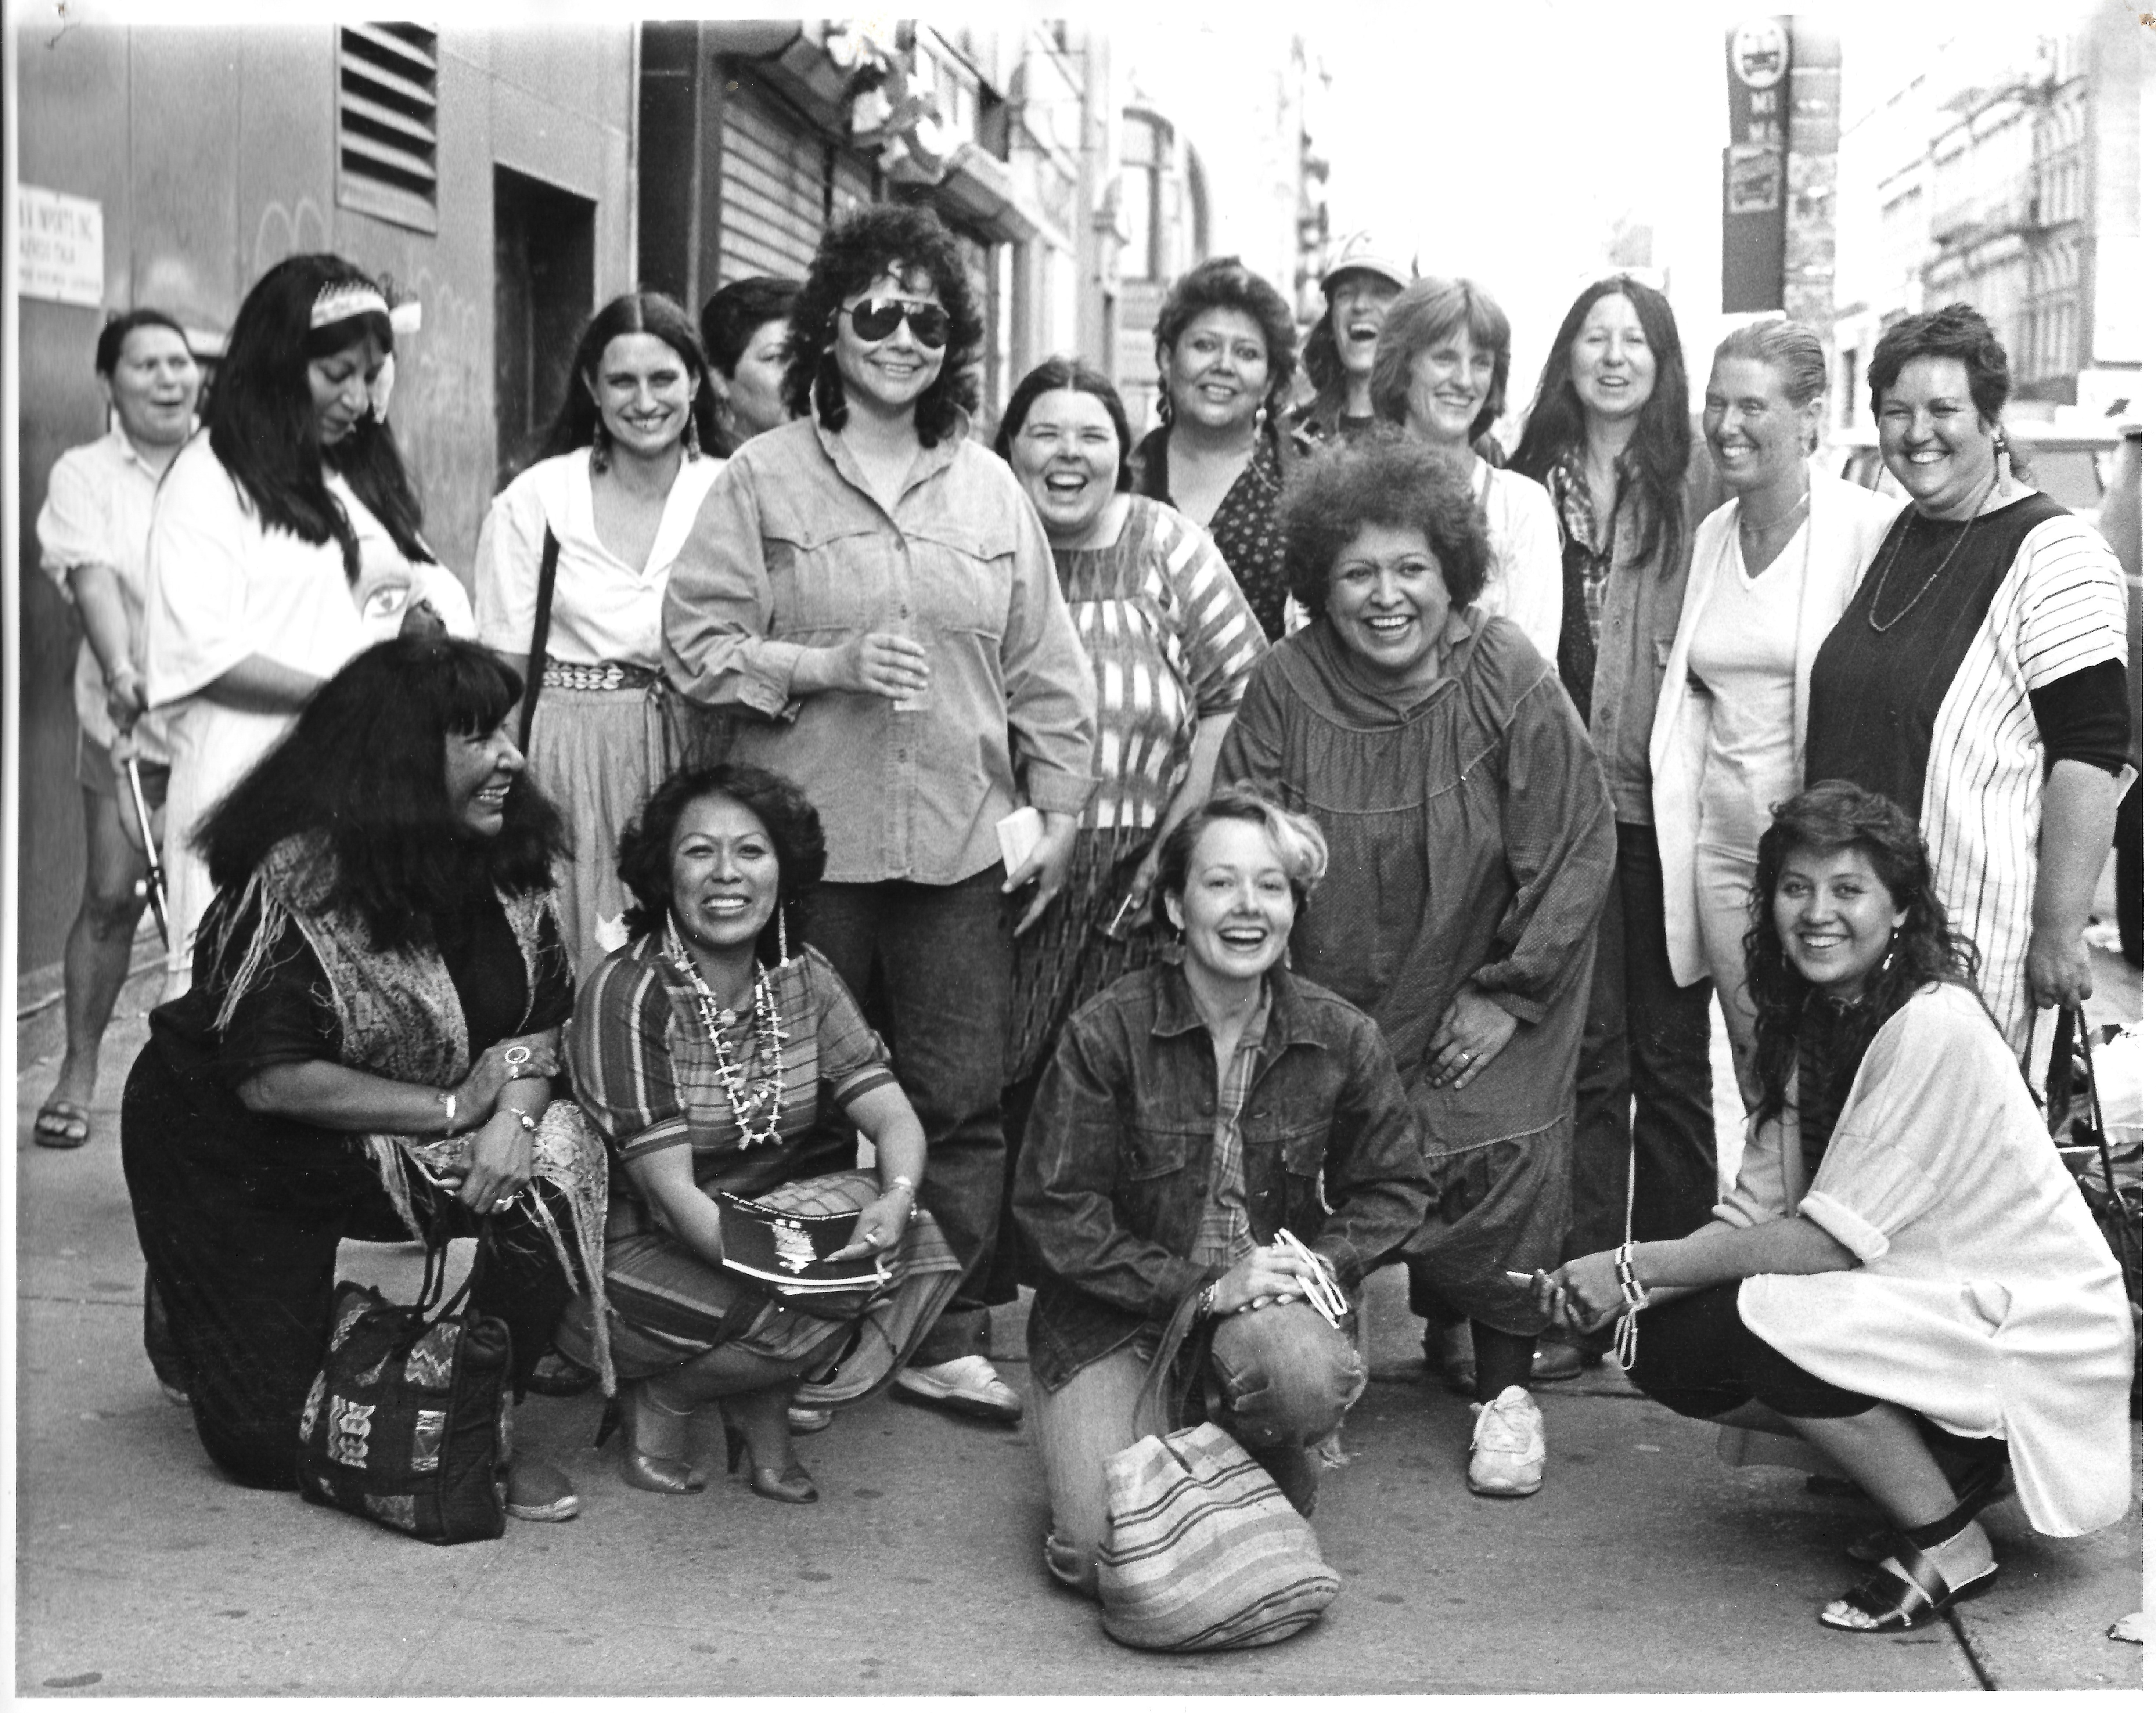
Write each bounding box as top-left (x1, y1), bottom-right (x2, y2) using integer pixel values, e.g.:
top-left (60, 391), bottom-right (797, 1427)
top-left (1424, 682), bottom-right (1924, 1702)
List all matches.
top-left (311, 281), bottom-right (422, 337)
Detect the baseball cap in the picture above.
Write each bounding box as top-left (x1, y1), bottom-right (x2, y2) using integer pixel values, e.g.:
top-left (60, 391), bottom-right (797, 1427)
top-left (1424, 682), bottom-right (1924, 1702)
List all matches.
top-left (1321, 231), bottom-right (1417, 295)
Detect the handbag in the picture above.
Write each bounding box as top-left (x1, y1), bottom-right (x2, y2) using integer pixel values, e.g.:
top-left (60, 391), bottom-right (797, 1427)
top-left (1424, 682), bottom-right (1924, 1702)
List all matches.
top-left (296, 1221), bottom-right (513, 1544)
top-left (1094, 1289), bottom-right (1340, 1651)
top-left (1096, 1422), bottom-right (1341, 1651)
top-left (2042, 1005), bottom-right (2143, 1412)
top-left (516, 527), bottom-right (562, 750)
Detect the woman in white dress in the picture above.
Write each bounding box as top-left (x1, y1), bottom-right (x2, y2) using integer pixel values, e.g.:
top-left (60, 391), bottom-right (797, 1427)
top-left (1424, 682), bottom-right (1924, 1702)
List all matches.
top-left (1368, 276), bottom-right (1562, 660)
top-left (147, 253), bottom-right (471, 997)
top-left (475, 292), bottom-right (725, 976)
top-left (1650, 321), bottom-right (1901, 1096)
top-left (1546, 780), bottom-right (2134, 1634)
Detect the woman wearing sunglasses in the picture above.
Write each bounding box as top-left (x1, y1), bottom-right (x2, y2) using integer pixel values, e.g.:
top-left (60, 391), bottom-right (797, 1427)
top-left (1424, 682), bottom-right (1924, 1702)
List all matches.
top-left (664, 204), bottom-right (1096, 1429)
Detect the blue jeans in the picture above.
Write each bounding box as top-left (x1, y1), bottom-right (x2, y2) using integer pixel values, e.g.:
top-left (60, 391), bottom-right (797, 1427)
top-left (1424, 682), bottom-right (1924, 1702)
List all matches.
top-left (799, 866), bottom-right (1011, 1366)
top-left (1031, 1303), bottom-right (1365, 1597)
top-left (1567, 823), bottom-right (1717, 1281)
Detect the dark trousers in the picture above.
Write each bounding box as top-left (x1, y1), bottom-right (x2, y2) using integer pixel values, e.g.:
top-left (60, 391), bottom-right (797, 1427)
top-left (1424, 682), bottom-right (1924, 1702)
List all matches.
top-left (1628, 1282), bottom-right (1876, 1420)
top-left (121, 1046), bottom-right (575, 1492)
top-left (1567, 823), bottom-right (1718, 1277)
top-left (798, 865), bottom-right (1011, 1365)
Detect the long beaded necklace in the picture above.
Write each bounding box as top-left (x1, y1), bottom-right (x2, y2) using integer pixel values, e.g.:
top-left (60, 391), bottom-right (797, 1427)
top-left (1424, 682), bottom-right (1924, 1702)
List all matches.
top-left (1867, 504), bottom-right (1982, 633)
top-left (665, 919), bottom-right (788, 1149)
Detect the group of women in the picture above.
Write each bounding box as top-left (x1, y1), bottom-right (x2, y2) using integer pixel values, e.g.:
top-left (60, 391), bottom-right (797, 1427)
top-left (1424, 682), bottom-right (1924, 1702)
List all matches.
top-left (43, 198), bottom-right (2130, 1638)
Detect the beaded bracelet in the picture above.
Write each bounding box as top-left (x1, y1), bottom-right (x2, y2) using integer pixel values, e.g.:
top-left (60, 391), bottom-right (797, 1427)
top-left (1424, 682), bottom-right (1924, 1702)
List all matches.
top-left (1611, 1241), bottom-right (1651, 1371)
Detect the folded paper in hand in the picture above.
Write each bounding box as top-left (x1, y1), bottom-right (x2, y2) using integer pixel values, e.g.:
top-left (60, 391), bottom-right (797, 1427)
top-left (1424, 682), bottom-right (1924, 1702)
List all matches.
top-left (716, 1194), bottom-right (886, 1292)
top-left (997, 806), bottom-right (1045, 877)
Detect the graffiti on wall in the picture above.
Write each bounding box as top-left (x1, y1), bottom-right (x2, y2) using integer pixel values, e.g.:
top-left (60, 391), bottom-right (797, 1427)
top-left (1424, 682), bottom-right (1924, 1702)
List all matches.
top-left (251, 194), bottom-right (331, 280)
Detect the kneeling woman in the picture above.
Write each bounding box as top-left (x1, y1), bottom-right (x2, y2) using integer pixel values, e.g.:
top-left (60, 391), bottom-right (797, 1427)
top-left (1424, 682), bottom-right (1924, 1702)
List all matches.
top-left (1014, 787), bottom-right (1427, 1596)
top-left (563, 762), bottom-right (960, 1503)
top-left (122, 637), bottom-right (600, 1519)
top-left (1549, 781), bottom-right (2135, 1633)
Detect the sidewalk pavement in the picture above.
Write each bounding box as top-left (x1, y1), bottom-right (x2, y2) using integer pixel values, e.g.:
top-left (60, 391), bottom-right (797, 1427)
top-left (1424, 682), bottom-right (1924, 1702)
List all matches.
top-left (13, 946), bottom-right (2143, 1695)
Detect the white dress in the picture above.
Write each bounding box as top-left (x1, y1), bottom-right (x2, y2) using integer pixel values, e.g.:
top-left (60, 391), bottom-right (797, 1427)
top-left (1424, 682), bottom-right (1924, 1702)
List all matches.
top-left (1719, 983), bottom-right (2134, 1538)
top-left (1469, 457), bottom-right (1562, 663)
top-left (144, 435), bottom-right (472, 993)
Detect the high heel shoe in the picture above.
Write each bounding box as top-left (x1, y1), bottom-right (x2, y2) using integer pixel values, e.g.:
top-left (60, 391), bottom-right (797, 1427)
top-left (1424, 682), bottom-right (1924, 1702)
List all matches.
top-left (611, 1382), bottom-right (708, 1495)
top-left (724, 1424), bottom-right (818, 1504)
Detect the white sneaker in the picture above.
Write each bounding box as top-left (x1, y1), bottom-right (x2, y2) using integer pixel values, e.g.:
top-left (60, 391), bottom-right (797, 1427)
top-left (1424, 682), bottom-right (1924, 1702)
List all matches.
top-left (894, 1355), bottom-right (1023, 1423)
top-left (1468, 1384), bottom-right (1545, 1497)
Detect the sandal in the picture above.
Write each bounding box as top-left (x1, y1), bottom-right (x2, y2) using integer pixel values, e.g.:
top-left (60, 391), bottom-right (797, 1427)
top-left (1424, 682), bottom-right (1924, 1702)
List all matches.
top-left (33, 1100), bottom-right (91, 1150)
top-left (1820, 1536), bottom-right (1997, 1633)
top-left (1846, 1445), bottom-right (2012, 1565)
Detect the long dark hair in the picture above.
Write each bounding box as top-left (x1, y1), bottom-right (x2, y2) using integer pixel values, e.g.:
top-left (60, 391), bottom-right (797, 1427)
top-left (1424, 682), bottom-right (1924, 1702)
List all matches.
top-left (1745, 780), bottom-right (1980, 1124)
top-left (196, 637), bottom-right (568, 951)
top-left (614, 761), bottom-right (828, 967)
top-left (1507, 276), bottom-right (1692, 574)
top-left (537, 291), bottom-right (723, 465)
top-left (206, 253), bottom-right (432, 578)
top-left (783, 203), bottom-right (984, 447)
top-left (992, 356), bottom-right (1135, 492)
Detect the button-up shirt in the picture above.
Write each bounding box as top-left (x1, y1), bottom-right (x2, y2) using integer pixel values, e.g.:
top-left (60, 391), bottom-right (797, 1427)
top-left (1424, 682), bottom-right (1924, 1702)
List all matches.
top-left (662, 415), bottom-right (1098, 885)
top-left (1545, 441), bottom-right (1721, 824)
top-left (37, 423), bottom-right (180, 759)
top-left (1015, 958), bottom-right (1428, 1391)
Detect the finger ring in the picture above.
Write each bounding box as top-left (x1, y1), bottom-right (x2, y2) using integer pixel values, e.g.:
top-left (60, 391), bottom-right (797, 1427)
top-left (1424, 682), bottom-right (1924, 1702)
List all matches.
top-left (503, 1045), bottom-right (532, 1070)
top-left (493, 1196), bottom-right (514, 1211)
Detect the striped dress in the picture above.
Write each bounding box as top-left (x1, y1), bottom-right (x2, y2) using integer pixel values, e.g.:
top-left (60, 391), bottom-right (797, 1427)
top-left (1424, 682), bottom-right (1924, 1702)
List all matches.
top-left (566, 938), bottom-right (959, 1386)
top-left (1005, 496), bottom-right (1268, 1085)
top-left (1806, 495), bottom-right (2130, 1054)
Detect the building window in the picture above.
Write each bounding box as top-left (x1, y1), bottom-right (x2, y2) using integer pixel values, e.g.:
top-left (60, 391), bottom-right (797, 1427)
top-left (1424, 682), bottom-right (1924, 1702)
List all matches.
top-left (1120, 113), bottom-right (1176, 283)
top-left (336, 24), bottom-right (440, 233)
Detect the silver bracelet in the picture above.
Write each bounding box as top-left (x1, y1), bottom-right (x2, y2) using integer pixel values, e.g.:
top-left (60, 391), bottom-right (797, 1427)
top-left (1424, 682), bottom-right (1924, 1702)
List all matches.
top-left (441, 1090), bottom-right (458, 1135)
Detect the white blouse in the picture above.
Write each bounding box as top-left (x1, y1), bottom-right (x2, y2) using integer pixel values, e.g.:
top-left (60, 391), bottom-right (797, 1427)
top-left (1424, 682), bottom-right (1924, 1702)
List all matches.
top-left (1721, 983), bottom-right (2135, 1539)
top-left (1471, 457), bottom-right (1562, 664)
top-left (474, 450), bottom-right (724, 667)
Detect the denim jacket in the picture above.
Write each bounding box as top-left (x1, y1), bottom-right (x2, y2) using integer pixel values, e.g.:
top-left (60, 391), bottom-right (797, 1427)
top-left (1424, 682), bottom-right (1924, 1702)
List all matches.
top-left (1015, 959), bottom-right (1429, 1391)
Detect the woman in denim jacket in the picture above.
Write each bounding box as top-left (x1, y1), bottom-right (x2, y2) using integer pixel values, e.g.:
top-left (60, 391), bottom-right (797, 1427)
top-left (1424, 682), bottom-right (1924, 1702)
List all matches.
top-left (1012, 785), bottom-right (1427, 1597)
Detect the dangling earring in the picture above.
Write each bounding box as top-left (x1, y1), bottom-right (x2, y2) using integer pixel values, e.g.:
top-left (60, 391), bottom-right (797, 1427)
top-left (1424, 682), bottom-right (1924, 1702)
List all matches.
top-left (775, 904), bottom-right (791, 967)
top-left (590, 419), bottom-right (611, 476)
top-left (681, 411), bottom-right (701, 462)
top-left (1992, 430), bottom-right (2011, 493)
top-left (1156, 389), bottom-right (1174, 429)
top-left (1254, 401), bottom-right (1269, 434)
top-left (1878, 925), bottom-right (1898, 978)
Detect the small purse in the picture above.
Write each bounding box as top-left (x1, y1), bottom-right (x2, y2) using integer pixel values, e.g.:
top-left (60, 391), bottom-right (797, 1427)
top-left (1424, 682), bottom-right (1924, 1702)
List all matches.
top-left (516, 527), bottom-right (562, 750)
top-left (2042, 1006), bottom-right (2143, 1413)
top-left (296, 1223), bottom-right (513, 1545)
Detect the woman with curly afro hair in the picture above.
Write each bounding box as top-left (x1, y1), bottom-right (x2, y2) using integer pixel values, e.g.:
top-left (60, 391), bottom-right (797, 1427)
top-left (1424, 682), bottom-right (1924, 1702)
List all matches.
top-left (663, 202), bottom-right (1097, 1428)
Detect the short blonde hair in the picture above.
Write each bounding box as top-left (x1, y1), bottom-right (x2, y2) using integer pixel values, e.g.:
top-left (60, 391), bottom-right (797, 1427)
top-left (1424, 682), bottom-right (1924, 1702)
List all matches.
top-left (1151, 783), bottom-right (1330, 932)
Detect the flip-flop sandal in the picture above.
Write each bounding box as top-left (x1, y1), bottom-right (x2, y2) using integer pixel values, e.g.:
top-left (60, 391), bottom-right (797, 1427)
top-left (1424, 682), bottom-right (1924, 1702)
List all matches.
top-left (33, 1100), bottom-right (91, 1149)
top-left (1820, 1537), bottom-right (1998, 1633)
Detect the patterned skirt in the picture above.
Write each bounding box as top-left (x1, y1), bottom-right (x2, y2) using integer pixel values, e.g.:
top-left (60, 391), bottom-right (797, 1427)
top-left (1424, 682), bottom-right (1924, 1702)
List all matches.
top-left (559, 1170), bottom-right (961, 1406)
top-left (1005, 825), bottom-right (1167, 1086)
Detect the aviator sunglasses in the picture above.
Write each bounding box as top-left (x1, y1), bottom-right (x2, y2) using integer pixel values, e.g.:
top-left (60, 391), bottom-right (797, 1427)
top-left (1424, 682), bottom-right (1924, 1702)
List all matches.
top-left (843, 296), bottom-right (952, 350)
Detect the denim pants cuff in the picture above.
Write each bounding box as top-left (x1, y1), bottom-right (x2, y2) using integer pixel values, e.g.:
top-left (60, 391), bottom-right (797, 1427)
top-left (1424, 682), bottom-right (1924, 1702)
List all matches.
top-left (911, 1306), bottom-right (993, 1366)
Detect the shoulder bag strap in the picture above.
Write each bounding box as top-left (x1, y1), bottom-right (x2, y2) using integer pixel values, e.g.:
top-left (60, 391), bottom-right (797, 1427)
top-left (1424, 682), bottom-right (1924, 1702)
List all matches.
top-left (516, 527), bottom-right (561, 751)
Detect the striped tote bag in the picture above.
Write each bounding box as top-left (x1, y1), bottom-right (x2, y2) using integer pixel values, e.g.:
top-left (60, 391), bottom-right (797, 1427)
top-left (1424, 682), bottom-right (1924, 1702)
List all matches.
top-left (1096, 1422), bottom-right (1340, 1651)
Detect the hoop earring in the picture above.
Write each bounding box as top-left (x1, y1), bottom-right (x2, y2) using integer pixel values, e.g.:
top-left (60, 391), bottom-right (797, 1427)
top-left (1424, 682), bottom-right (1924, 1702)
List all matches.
top-left (1156, 390), bottom-right (1174, 429)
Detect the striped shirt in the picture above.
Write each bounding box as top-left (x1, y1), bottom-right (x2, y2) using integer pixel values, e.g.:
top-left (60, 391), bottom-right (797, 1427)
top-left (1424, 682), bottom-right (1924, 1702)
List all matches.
top-left (1807, 497), bottom-right (2129, 1053)
top-left (569, 938), bottom-right (895, 1168)
top-left (1062, 496), bottom-right (1268, 833)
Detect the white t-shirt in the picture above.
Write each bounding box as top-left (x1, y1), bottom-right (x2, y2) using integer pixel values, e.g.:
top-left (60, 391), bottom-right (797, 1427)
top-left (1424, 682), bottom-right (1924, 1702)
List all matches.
top-left (475, 450), bottom-right (724, 667)
top-left (1688, 520), bottom-right (1807, 849)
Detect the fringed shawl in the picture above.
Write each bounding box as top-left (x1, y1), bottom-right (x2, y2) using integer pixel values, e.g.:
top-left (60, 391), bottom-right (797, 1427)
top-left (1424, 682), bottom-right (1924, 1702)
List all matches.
top-left (206, 833), bottom-right (613, 1388)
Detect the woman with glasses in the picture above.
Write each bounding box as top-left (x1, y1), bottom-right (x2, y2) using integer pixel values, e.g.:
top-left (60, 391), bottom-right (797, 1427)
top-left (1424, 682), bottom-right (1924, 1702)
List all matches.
top-left (664, 204), bottom-right (1096, 1429)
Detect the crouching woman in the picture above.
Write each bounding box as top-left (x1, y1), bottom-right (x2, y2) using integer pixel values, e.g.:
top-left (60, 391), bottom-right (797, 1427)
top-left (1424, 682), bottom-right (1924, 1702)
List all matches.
top-left (1546, 780), bottom-right (2135, 1634)
top-left (1013, 785), bottom-right (1428, 1596)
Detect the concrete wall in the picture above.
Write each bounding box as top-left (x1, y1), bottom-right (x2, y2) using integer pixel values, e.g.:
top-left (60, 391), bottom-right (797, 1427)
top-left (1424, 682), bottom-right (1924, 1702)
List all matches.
top-left (13, 22), bottom-right (635, 975)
